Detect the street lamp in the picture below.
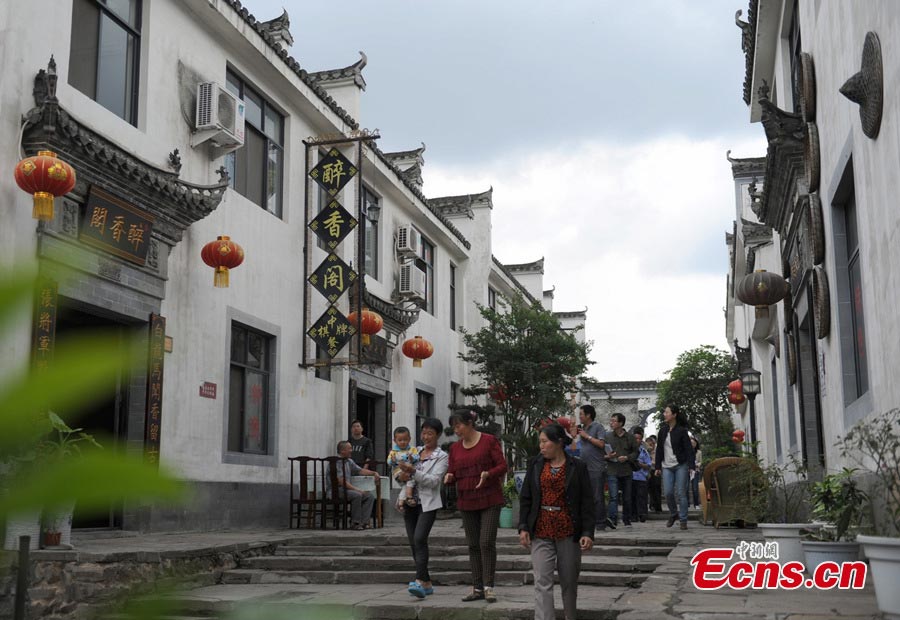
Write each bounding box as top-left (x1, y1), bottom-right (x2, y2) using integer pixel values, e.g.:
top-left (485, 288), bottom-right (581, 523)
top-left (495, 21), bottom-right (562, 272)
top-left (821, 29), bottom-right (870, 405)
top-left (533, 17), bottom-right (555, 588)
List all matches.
top-left (739, 368), bottom-right (762, 450)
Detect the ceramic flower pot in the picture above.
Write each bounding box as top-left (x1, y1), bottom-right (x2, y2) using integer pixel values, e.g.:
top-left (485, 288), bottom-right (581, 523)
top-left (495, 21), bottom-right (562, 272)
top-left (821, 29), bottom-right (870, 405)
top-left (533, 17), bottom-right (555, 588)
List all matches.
top-left (758, 523), bottom-right (820, 564)
top-left (858, 535), bottom-right (900, 620)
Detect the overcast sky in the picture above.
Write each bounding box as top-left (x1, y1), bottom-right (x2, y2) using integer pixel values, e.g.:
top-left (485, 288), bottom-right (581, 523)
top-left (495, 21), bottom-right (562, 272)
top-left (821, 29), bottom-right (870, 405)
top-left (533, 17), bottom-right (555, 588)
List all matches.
top-left (243, 0), bottom-right (766, 381)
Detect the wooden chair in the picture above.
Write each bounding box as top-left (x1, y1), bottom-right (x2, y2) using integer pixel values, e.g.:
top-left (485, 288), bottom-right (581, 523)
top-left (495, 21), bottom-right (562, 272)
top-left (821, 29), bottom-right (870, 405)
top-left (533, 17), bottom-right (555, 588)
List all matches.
top-left (289, 456), bottom-right (328, 529)
top-left (322, 456), bottom-right (350, 530)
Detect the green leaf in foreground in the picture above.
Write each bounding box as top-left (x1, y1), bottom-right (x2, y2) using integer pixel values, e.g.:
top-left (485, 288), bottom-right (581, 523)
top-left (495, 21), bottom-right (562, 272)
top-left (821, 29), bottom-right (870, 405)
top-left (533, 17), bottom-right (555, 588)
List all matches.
top-left (0, 451), bottom-right (183, 515)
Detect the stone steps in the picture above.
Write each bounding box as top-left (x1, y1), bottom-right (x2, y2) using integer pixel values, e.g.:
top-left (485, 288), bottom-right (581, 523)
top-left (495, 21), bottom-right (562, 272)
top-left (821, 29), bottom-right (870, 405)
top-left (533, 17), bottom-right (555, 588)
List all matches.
top-left (279, 532), bottom-right (675, 547)
top-left (274, 543), bottom-right (673, 557)
top-left (222, 568), bottom-right (646, 588)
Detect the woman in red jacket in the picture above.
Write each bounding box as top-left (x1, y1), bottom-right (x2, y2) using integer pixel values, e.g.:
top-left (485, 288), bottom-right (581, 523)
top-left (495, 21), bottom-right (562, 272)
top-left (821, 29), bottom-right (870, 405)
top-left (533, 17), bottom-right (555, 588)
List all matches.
top-left (443, 409), bottom-right (507, 603)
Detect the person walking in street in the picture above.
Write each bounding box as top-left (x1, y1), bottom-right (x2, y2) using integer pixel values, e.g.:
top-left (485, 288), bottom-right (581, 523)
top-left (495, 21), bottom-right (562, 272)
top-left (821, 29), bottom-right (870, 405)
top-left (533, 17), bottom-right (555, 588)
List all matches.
top-left (349, 419), bottom-right (375, 468)
top-left (630, 427), bottom-right (652, 523)
top-left (689, 436), bottom-right (702, 509)
top-left (604, 413), bottom-right (638, 528)
top-left (518, 423), bottom-right (595, 620)
top-left (577, 404), bottom-right (608, 531)
top-left (654, 404), bottom-right (694, 530)
top-left (443, 409), bottom-right (507, 603)
top-left (332, 440), bottom-right (381, 530)
top-left (646, 435), bottom-right (663, 513)
top-left (395, 418), bottom-right (449, 599)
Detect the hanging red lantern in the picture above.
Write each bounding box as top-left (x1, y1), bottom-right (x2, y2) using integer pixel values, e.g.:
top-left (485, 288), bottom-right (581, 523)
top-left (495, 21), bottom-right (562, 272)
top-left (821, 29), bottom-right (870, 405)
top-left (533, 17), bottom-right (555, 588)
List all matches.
top-left (201, 235), bottom-right (244, 287)
top-left (732, 429), bottom-right (746, 443)
top-left (347, 309), bottom-right (383, 345)
top-left (14, 150), bottom-right (76, 221)
top-left (728, 379), bottom-right (743, 394)
top-left (402, 335), bottom-right (433, 368)
top-left (728, 391), bottom-right (746, 405)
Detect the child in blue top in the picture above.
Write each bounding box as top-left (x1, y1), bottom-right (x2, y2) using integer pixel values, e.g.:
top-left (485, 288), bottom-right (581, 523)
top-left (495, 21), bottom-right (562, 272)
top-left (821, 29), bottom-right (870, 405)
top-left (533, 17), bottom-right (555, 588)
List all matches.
top-left (387, 426), bottom-right (420, 511)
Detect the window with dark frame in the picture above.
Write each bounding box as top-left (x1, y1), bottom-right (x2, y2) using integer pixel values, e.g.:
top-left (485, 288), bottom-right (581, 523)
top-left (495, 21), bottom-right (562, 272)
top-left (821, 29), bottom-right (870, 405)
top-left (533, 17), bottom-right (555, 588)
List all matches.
top-left (488, 286), bottom-right (497, 311)
top-left (363, 187), bottom-right (379, 279)
top-left (416, 237), bottom-right (435, 314)
top-left (228, 323), bottom-right (274, 454)
top-left (450, 381), bottom-right (460, 407)
top-left (449, 264), bottom-right (457, 330)
top-left (844, 193), bottom-right (869, 400)
top-left (415, 389), bottom-right (433, 443)
top-left (68, 0), bottom-right (142, 125)
top-left (224, 70), bottom-right (284, 217)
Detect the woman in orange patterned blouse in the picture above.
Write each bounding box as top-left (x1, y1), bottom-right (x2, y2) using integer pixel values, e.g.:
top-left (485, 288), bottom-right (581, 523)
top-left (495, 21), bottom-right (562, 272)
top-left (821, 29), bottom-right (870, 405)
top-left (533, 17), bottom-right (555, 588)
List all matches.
top-left (518, 423), bottom-right (595, 620)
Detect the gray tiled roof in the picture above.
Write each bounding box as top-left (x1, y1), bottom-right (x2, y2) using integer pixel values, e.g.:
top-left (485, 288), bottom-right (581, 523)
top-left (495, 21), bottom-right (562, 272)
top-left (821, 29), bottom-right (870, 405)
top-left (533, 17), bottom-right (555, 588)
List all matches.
top-left (491, 256), bottom-right (538, 304)
top-left (309, 52), bottom-right (367, 90)
top-left (506, 258), bottom-right (544, 273)
top-left (384, 144), bottom-right (426, 162)
top-left (221, 1), bottom-right (359, 130)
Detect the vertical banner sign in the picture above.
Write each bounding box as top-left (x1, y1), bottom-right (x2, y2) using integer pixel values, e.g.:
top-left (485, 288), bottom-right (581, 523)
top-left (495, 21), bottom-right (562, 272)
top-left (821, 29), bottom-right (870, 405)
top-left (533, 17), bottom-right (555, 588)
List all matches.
top-left (32, 278), bottom-right (58, 374)
top-left (144, 314), bottom-right (166, 465)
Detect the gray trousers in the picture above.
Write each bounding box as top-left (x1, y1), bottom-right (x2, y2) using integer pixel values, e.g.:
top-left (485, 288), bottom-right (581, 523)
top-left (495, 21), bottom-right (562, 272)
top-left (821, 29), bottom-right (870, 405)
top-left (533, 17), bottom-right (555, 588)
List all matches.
top-left (344, 489), bottom-right (374, 526)
top-left (531, 537), bottom-right (581, 620)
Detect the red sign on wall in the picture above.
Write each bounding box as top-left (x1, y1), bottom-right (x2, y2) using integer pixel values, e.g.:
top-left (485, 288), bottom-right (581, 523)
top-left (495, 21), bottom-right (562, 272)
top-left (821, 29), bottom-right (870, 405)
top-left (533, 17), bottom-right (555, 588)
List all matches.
top-left (199, 382), bottom-right (217, 399)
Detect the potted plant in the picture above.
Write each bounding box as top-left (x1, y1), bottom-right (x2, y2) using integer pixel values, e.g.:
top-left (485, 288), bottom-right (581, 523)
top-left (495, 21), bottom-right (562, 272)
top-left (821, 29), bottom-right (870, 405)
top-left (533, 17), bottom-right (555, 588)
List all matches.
top-left (37, 412), bottom-right (101, 549)
top-left (500, 477), bottom-right (518, 528)
top-left (800, 468), bottom-right (868, 569)
top-left (841, 409), bottom-right (900, 620)
top-left (755, 454), bottom-right (817, 564)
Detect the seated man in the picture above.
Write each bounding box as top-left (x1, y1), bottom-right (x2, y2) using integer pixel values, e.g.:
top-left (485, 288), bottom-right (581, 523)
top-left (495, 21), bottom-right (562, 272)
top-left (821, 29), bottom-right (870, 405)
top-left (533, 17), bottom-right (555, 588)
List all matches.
top-left (331, 440), bottom-right (381, 530)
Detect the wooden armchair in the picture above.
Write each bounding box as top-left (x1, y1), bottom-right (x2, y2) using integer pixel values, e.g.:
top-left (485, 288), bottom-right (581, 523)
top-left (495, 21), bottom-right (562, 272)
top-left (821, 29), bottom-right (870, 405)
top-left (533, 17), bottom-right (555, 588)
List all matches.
top-left (289, 456), bottom-right (348, 529)
top-left (703, 456), bottom-right (763, 528)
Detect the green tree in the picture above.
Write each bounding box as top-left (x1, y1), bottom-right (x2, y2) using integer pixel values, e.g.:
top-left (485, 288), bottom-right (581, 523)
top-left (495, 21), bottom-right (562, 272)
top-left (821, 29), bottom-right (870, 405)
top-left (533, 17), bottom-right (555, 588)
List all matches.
top-left (655, 345), bottom-right (737, 451)
top-left (458, 293), bottom-right (591, 470)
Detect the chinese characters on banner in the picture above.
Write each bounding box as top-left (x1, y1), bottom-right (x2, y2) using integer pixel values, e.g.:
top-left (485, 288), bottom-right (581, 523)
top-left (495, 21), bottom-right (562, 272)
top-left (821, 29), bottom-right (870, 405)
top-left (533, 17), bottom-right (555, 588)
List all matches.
top-left (32, 278), bottom-right (58, 375)
top-left (144, 314), bottom-right (166, 466)
top-left (307, 147), bottom-right (360, 359)
top-left (80, 186), bottom-right (155, 265)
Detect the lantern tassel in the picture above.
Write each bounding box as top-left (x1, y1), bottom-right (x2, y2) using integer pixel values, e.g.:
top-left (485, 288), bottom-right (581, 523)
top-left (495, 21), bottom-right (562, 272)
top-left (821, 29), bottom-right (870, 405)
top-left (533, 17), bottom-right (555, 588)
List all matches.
top-left (214, 266), bottom-right (230, 288)
top-left (33, 192), bottom-right (54, 221)
top-left (413, 358), bottom-right (422, 368)
top-left (362, 334), bottom-right (371, 346)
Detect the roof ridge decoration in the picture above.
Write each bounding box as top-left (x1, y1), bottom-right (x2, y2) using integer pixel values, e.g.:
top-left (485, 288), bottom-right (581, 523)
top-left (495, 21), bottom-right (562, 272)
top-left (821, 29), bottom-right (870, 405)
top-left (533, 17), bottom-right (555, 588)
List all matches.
top-left (725, 149), bottom-right (766, 178)
top-left (741, 217), bottom-right (772, 245)
top-left (755, 80), bottom-right (807, 233)
top-left (310, 51), bottom-right (368, 90)
top-left (736, 1), bottom-right (759, 105)
top-left (257, 9), bottom-right (293, 48)
top-left (364, 290), bottom-right (419, 331)
top-left (369, 144), bottom-right (471, 249)
top-left (583, 380), bottom-right (660, 391)
top-left (553, 309), bottom-right (587, 318)
top-left (506, 257), bottom-right (545, 273)
top-left (221, 1), bottom-right (359, 130)
top-left (384, 143), bottom-right (427, 162)
top-left (24, 59), bottom-right (227, 246)
top-left (491, 256), bottom-right (538, 304)
top-left (428, 188), bottom-right (493, 219)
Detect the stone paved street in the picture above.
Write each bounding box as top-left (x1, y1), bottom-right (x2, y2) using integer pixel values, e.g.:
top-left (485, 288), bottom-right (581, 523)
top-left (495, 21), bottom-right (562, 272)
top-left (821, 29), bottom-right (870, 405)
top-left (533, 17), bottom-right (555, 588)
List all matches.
top-left (18, 514), bottom-right (879, 619)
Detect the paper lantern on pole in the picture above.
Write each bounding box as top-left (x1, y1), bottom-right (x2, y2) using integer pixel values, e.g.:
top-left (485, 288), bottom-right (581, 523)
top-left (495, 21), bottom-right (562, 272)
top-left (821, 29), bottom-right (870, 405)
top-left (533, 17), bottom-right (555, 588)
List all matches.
top-left (347, 309), bottom-right (383, 345)
top-left (732, 429), bottom-right (746, 444)
top-left (201, 235), bottom-right (244, 287)
top-left (728, 391), bottom-right (746, 405)
top-left (402, 335), bottom-right (433, 368)
top-left (14, 150), bottom-right (76, 221)
top-left (728, 379), bottom-right (743, 394)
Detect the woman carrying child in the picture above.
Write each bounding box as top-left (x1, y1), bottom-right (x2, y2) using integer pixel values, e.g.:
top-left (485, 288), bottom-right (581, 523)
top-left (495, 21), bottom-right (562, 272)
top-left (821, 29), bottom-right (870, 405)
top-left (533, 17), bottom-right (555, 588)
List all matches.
top-left (395, 418), bottom-right (449, 598)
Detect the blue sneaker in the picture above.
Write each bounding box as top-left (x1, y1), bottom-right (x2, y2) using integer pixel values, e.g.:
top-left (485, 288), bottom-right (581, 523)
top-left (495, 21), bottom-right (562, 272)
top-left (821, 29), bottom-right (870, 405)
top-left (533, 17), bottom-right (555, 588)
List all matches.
top-left (422, 585), bottom-right (434, 596)
top-left (408, 582), bottom-right (426, 598)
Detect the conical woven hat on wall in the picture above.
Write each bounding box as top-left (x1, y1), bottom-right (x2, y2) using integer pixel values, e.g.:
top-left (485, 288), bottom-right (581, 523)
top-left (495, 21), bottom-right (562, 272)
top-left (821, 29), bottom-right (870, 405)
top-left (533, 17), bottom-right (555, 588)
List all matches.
top-left (840, 32), bottom-right (883, 139)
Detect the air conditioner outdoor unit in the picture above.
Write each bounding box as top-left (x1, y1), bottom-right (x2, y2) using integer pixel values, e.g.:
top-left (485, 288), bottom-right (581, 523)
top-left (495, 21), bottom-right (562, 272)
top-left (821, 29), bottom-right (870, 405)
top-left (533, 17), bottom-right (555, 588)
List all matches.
top-left (396, 225), bottom-right (421, 257)
top-left (191, 82), bottom-right (245, 152)
top-left (399, 262), bottom-right (427, 300)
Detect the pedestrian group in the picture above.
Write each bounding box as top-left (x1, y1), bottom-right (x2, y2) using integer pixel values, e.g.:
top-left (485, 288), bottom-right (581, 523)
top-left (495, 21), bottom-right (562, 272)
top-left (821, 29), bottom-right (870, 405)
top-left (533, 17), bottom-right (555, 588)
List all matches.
top-left (331, 404), bottom-right (699, 619)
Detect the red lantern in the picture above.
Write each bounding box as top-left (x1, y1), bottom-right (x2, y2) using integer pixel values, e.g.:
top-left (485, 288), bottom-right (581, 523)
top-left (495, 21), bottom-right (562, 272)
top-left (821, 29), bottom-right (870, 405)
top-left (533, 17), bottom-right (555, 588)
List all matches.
top-left (402, 335), bottom-right (433, 368)
top-left (728, 379), bottom-right (743, 394)
top-left (728, 392), bottom-right (746, 405)
top-left (201, 235), bottom-right (244, 287)
top-left (732, 429), bottom-right (746, 443)
top-left (347, 309), bottom-right (383, 345)
top-left (14, 150), bottom-right (76, 221)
